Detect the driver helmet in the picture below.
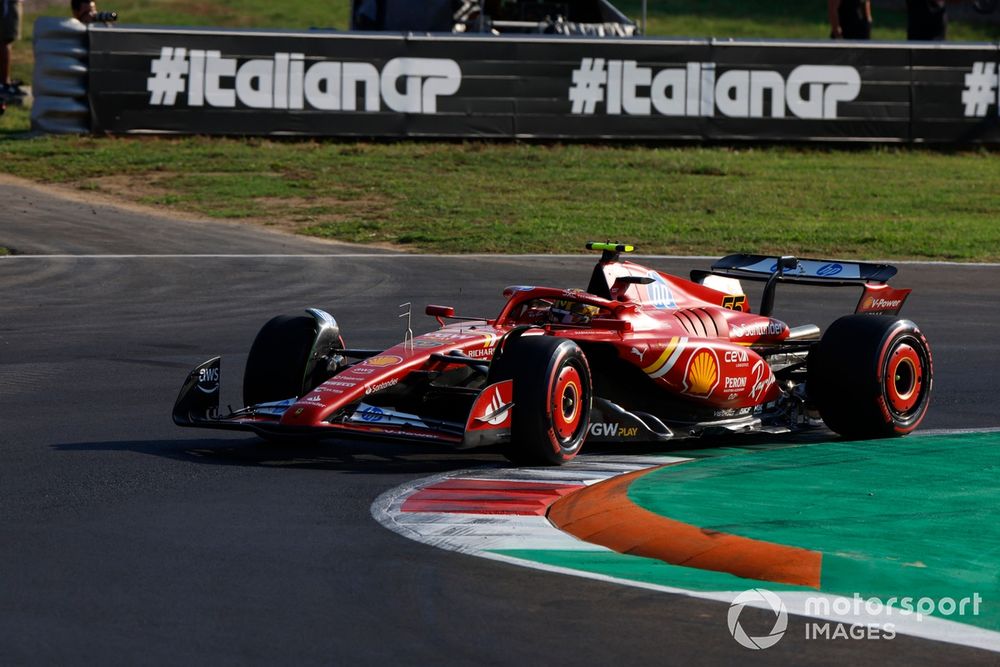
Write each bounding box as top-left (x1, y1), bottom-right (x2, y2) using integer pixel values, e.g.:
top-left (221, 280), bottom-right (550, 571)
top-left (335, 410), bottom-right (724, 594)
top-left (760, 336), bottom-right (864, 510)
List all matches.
top-left (549, 300), bottom-right (600, 325)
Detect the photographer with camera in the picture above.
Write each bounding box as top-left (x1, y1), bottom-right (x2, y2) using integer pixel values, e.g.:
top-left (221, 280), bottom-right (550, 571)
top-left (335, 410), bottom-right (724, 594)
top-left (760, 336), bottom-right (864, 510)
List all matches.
top-left (70, 0), bottom-right (117, 24)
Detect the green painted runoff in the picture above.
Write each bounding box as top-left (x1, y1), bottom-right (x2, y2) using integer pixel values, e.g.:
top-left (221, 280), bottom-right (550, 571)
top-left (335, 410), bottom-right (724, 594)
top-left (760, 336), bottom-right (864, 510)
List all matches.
top-left (627, 433), bottom-right (1000, 630)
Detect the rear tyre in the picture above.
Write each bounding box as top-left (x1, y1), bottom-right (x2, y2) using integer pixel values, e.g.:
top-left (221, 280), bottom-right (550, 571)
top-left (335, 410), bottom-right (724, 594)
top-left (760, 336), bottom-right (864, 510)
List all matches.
top-left (488, 335), bottom-right (592, 466)
top-left (243, 315), bottom-right (331, 407)
top-left (808, 315), bottom-right (932, 438)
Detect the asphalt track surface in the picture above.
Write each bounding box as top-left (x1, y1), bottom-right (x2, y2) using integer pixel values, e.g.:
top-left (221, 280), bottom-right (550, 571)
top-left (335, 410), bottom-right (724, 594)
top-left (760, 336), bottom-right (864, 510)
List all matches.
top-left (1, 176), bottom-right (998, 665)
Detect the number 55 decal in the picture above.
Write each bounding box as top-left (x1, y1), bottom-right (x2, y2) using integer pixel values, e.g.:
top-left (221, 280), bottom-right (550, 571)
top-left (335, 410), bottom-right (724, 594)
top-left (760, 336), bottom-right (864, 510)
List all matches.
top-left (722, 295), bottom-right (748, 312)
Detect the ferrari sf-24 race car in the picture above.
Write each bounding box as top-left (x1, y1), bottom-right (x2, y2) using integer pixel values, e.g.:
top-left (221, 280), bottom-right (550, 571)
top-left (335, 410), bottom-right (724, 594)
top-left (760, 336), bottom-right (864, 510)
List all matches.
top-left (174, 243), bottom-right (933, 465)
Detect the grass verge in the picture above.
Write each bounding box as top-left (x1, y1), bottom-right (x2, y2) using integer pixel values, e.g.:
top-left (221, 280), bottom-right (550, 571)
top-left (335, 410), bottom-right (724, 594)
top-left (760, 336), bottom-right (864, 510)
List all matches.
top-left (1, 135), bottom-right (997, 260)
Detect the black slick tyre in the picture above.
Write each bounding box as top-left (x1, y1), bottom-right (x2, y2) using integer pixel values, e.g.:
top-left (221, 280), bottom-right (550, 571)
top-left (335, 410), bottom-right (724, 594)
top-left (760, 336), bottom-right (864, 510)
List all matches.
top-left (808, 315), bottom-right (933, 438)
top-left (488, 335), bottom-right (592, 466)
top-left (243, 315), bottom-right (320, 407)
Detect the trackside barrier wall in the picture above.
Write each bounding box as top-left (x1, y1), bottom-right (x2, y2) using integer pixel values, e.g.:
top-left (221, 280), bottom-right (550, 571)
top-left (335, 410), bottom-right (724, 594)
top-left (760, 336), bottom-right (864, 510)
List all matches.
top-left (31, 18), bottom-right (90, 134)
top-left (38, 23), bottom-right (1000, 142)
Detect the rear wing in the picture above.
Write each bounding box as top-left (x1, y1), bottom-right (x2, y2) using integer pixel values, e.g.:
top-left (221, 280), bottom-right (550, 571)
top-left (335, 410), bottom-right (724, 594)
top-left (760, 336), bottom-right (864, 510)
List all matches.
top-left (696, 254), bottom-right (897, 286)
top-left (691, 254), bottom-right (909, 317)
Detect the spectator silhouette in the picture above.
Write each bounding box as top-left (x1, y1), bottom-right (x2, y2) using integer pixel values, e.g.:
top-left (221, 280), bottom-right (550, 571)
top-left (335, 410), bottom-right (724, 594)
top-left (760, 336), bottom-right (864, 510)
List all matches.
top-left (829, 0), bottom-right (873, 39)
top-left (907, 0), bottom-right (963, 40)
top-left (1, 0), bottom-right (24, 98)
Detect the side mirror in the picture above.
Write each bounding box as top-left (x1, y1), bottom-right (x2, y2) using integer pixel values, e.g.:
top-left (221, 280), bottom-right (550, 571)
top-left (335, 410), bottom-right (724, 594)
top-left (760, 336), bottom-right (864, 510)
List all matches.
top-left (426, 304), bottom-right (455, 326)
top-left (610, 275), bottom-right (654, 300)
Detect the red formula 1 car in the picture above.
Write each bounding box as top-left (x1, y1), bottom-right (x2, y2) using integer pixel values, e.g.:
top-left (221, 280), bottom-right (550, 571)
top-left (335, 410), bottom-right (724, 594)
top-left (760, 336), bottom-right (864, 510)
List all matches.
top-left (174, 243), bottom-right (933, 465)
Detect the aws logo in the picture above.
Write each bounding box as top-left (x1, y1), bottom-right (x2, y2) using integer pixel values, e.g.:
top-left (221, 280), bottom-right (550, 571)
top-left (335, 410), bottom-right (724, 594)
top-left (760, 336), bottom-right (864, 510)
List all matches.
top-left (683, 348), bottom-right (719, 398)
top-left (196, 366), bottom-right (220, 394)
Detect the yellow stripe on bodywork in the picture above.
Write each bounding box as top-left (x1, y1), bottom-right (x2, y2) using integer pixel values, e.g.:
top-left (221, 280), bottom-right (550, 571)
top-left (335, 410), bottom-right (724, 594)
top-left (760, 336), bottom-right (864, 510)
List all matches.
top-left (643, 337), bottom-right (686, 379)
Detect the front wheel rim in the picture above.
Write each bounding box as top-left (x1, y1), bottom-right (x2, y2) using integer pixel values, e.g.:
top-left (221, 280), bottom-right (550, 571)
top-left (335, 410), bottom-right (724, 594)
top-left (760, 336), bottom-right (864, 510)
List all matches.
top-left (552, 364), bottom-right (583, 442)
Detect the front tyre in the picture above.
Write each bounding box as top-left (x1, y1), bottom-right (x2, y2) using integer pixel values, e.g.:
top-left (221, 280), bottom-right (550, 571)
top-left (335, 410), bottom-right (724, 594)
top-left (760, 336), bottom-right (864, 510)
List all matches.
top-left (488, 335), bottom-right (592, 466)
top-left (808, 315), bottom-right (933, 439)
top-left (243, 314), bottom-right (342, 407)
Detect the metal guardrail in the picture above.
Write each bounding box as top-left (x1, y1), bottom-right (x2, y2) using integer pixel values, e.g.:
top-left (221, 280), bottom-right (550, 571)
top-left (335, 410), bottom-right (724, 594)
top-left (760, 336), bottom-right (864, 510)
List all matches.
top-left (31, 17), bottom-right (89, 134)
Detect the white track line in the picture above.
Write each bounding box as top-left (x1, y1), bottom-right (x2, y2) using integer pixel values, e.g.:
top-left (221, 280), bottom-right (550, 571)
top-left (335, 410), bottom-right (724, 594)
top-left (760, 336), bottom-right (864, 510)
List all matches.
top-left (917, 426), bottom-right (1000, 435)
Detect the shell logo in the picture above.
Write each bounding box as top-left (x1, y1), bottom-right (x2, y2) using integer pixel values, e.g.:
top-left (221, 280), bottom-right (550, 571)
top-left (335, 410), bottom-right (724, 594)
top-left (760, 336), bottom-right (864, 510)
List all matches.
top-left (684, 349), bottom-right (719, 398)
top-left (862, 296), bottom-right (874, 310)
top-left (365, 355), bottom-right (403, 368)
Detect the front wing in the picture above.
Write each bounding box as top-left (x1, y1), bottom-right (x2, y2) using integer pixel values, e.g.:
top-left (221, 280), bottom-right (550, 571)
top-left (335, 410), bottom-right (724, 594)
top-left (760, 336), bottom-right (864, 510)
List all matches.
top-left (172, 357), bottom-right (514, 448)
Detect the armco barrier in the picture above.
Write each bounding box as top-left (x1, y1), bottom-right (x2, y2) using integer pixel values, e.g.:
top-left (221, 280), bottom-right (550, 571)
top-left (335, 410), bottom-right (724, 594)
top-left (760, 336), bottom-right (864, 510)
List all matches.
top-left (34, 22), bottom-right (1000, 142)
top-left (31, 18), bottom-right (90, 134)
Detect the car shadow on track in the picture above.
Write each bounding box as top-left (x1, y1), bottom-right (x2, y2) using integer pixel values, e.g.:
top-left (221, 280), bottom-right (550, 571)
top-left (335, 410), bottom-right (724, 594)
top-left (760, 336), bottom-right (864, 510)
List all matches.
top-left (53, 429), bottom-right (841, 474)
top-left (52, 436), bottom-right (517, 474)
